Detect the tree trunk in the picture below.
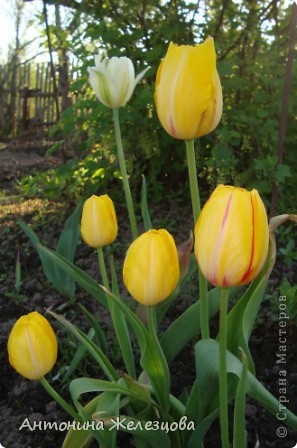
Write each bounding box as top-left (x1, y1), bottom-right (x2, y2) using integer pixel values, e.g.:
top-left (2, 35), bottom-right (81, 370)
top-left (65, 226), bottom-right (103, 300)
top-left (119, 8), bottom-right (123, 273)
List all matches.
top-left (55, 2), bottom-right (72, 112)
top-left (269, 3), bottom-right (297, 218)
top-left (10, 0), bottom-right (23, 135)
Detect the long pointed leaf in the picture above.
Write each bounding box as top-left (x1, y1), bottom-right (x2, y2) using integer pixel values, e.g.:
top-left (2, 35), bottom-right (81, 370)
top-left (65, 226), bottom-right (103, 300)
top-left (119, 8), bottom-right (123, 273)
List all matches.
top-left (54, 204), bottom-right (82, 297)
top-left (50, 312), bottom-right (118, 382)
top-left (69, 377), bottom-right (153, 408)
top-left (160, 287), bottom-right (222, 364)
top-left (79, 304), bottom-right (107, 353)
top-left (227, 271), bottom-right (269, 373)
top-left (110, 257), bottom-right (136, 378)
top-left (189, 339), bottom-right (297, 447)
top-left (233, 349), bottom-right (248, 448)
top-left (19, 205), bottom-right (82, 299)
top-left (35, 244), bottom-right (107, 307)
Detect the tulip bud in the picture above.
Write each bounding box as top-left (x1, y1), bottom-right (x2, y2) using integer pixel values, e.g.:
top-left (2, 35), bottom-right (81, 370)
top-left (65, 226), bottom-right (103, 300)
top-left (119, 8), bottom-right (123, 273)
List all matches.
top-left (123, 229), bottom-right (180, 305)
top-left (154, 36), bottom-right (222, 140)
top-left (88, 55), bottom-right (149, 109)
top-left (8, 311), bottom-right (58, 380)
top-left (194, 185), bottom-right (269, 287)
top-left (81, 194), bottom-right (118, 249)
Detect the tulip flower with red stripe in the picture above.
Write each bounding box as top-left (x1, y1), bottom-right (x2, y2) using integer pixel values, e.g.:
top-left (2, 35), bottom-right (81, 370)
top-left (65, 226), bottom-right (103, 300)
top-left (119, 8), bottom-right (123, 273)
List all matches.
top-left (194, 185), bottom-right (269, 287)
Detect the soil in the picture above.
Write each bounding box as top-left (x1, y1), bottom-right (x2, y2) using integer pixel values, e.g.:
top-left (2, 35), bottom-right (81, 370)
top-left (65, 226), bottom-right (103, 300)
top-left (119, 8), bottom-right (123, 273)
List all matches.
top-left (0, 132), bottom-right (296, 448)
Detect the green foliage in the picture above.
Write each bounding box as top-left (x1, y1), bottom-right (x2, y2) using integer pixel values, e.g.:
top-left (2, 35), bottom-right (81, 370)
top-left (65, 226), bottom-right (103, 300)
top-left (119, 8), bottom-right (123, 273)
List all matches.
top-left (32, 239), bottom-right (297, 447)
top-left (18, 146), bottom-right (121, 201)
top-left (192, 338), bottom-right (297, 446)
top-left (18, 204), bottom-right (82, 300)
top-left (277, 224), bottom-right (297, 270)
top-left (16, 1), bottom-right (296, 210)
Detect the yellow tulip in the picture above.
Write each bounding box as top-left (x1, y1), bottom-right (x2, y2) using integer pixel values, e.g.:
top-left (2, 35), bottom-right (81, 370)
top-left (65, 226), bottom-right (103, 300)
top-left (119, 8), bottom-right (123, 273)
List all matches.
top-left (154, 36), bottom-right (222, 140)
top-left (123, 229), bottom-right (180, 305)
top-left (81, 194), bottom-right (118, 248)
top-left (194, 185), bottom-right (269, 287)
top-left (8, 311), bottom-right (58, 380)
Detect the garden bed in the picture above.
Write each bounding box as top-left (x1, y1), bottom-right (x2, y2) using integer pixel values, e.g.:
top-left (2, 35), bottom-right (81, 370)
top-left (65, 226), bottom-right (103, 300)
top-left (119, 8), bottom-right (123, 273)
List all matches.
top-left (0, 135), bottom-right (296, 447)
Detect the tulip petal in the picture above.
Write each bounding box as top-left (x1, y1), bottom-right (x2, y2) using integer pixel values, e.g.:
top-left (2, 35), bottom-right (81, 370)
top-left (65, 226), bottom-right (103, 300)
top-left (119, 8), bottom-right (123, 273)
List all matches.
top-left (194, 185), bottom-right (269, 287)
top-left (89, 55), bottom-right (149, 108)
top-left (8, 311), bottom-right (57, 380)
top-left (81, 195), bottom-right (118, 249)
top-left (123, 229), bottom-right (180, 305)
top-left (155, 36), bottom-right (222, 140)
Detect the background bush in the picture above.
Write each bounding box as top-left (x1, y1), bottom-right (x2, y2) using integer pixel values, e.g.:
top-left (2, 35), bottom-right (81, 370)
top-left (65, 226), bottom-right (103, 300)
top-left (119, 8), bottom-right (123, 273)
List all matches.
top-left (16, 0), bottom-right (296, 214)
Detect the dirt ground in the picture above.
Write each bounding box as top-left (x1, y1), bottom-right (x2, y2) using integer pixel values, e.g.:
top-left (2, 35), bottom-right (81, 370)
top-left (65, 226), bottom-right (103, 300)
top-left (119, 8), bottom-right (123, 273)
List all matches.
top-left (0, 133), bottom-right (297, 447)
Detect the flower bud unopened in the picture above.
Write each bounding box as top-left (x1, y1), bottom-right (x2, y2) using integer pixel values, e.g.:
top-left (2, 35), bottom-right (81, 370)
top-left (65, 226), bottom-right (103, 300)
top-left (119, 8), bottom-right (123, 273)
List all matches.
top-left (8, 311), bottom-right (57, 380)
top-left (154, 37), bottom-right (222, 140)
top-left (81, 194), bottom-right (118, 248)
top-left (123, 229), bottom-right (180, 305)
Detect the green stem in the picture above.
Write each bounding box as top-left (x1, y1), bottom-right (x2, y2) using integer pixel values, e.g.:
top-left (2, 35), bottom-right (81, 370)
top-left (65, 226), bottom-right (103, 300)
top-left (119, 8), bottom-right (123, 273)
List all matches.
top-left (219, 288), bottom-right (230, 448)
top-left (185, 139), bottom-right (200, 221)
top-left (185, 139), bottom-right (209, 339)
top-left (40, 377), bottom-right (80, 421)
top-left (97, 247), bottom-right (109, 290)
top-left (112, 108), bottom-right (138, 240)
top-left (146, 305), bottom-right (157, 337)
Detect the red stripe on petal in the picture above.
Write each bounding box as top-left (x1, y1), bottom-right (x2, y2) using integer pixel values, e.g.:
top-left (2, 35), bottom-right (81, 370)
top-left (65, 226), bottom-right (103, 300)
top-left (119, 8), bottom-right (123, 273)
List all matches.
top-left (169, 116), bottom-right (176, 137)
top-left (212, 193), bottom-right (232, 286)
top-left (222, 194), bottom-right (232, 227)
top-left (241, 193), bottom-right (255, 284)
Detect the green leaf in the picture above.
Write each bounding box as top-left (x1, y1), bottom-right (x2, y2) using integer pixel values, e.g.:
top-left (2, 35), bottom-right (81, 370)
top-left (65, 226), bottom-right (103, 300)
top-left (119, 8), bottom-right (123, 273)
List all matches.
top-left (18, 221), bottom-right (60, 292)
top-left (61, 328), bottom-right (96, 384)
top-left (276, 164), bottom-right (291, 182)
top-left (99, 288), bottom-right (171, 414)
top-left (188, 339), bottom-right (297, 447)
top-left (34, 244), bottom-right (107, 307)
top-left (18, 205), bottom-right (82, 299)
top-left (36, 243), bottom-right (170, 413)
top-left (109, 257), bottom-right (136, 378)
top-left (79, 304), bottom-right (107, 353)
top-left (69, 377), bottom-right (153, 410)
top-left (62, 391), bottom-right (120, 448)
top-left (62, 396), bottom-right (98, 448)
top-left (54, 204), bottom-right (82, 297)
top-left (122, 373), bottom-right (152, 413)
top-left (226, 266), bottom-right (269, 373)
top-left (233, 349), bottom-right (248, 448)
top-left (91, 391), bottom-right (120, 448)
top-left (182, 381), bottom-right (199, 447)
top-left (69, 375), bottom-right (156, 447)
top-left (105, 415), bottom-right (172, 447)
top-left (50, 312), bottom-right (118, 382)
top-left (156, 254), bottom-right (198, 324)
top-left (160, 287), bottom-right (222, 364)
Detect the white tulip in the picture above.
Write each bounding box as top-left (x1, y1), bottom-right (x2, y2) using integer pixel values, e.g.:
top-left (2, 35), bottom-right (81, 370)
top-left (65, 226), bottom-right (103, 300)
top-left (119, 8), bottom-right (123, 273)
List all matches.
top-left (88, 55), bottom-right (149, 108)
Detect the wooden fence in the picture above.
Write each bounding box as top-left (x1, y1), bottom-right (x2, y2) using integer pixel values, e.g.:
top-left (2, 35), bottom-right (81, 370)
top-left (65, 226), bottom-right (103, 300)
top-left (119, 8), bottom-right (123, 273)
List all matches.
top-left (0, 61), bottom-right (71, 133)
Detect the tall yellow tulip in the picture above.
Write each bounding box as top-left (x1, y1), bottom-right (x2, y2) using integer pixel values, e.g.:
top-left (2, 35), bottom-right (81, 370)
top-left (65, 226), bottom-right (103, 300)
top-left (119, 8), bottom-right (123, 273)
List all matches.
top-left (8, 311), bottom-right (58, 380)
top-left (154, 36), bottom-right (222, 140)
top-left (123, 229), bottom-right (180, 305)
top-left (81, 194), bottom-right (118, 248)
top-left (194, 185), bottom-right (269, 287)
